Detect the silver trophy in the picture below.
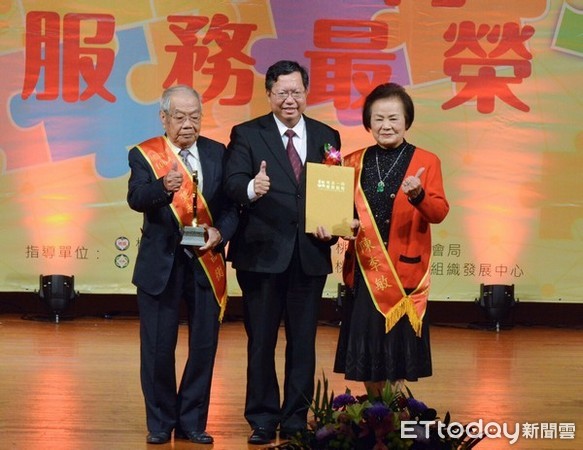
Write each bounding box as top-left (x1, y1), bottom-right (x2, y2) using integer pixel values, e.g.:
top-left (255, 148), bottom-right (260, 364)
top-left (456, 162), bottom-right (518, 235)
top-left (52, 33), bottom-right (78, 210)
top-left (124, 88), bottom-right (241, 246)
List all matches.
top-left (180, 170), bottom-right (206, 247)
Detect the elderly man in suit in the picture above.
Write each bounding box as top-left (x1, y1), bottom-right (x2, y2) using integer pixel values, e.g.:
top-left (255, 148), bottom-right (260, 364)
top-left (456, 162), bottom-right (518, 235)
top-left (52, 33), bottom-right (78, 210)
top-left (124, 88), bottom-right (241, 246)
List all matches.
top-left (224, 60), bottom-right (341, 445)
top-left (127, 85), bottom-right (238, 445)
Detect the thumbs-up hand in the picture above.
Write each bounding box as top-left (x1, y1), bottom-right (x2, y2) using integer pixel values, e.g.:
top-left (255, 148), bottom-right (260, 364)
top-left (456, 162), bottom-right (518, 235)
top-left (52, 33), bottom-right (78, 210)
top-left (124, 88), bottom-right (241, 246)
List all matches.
top-left (401, 167), bottom-right (425, 199)
top-left (253, 160), bottom-right (270, 196)
top-left (164, 162), bottom-right (184, 193)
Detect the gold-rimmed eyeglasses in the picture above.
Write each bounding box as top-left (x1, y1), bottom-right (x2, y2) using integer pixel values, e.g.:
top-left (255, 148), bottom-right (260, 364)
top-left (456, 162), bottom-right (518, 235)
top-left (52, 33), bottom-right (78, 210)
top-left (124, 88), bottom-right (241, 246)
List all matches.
top-left (270, 90), bottom-right (306, 100)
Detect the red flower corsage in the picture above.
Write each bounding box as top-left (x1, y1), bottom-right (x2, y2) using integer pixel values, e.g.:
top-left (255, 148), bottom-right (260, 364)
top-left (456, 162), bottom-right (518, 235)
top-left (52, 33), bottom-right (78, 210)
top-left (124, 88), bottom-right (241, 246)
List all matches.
top-left (322, 143), bottom-right (342, 166)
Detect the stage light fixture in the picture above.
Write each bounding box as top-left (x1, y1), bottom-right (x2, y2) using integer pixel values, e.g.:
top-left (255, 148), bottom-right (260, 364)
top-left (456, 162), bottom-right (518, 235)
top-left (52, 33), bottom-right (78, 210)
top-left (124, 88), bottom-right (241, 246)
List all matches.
top-left (476, 284), bottom-right (518, 332)
top-left (38, 274), bottom-right (78, 323)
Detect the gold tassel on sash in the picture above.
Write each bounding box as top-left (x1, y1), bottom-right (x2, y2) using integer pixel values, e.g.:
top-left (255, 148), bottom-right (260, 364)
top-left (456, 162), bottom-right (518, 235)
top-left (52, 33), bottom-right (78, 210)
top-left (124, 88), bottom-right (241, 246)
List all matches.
top-left (346, 149), bottom-right (430, 336)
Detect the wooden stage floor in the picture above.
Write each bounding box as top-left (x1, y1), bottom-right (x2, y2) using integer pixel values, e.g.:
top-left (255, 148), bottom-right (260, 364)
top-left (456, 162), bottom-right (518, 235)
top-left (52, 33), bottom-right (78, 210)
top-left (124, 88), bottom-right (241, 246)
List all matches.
top-left (0, 314), bottom-right (581, 450)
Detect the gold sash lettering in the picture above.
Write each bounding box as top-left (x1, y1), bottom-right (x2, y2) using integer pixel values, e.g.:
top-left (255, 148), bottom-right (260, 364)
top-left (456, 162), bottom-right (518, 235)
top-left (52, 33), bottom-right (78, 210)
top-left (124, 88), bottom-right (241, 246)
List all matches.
top-left (346, 150), bottom-right (429, 336)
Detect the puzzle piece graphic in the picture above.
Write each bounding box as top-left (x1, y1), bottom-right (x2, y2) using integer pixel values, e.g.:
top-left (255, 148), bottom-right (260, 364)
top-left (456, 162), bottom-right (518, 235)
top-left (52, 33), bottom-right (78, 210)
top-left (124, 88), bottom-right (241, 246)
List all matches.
top-left (0, 0), bottom-right (22, 52)
top-left (126, 3), bottom-right (275, 133)
top-left (553, 2), bottom-right (583, 56)
top-left (0, 51), bottom-right (53, 173)
top-left (375, 0), bottom-right (548, 85)
top-left (252, 0), bottom-right (409, 125)
top-left (252, 0), bottom-right (399, 73)
top-left (9, 26), bottom-right (159, 179)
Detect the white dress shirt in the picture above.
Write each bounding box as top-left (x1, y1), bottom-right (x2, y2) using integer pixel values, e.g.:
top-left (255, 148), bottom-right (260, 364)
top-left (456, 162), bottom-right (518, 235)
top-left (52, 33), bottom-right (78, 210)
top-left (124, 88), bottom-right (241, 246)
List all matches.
top-left (246, 115), bottom-right (307, 201)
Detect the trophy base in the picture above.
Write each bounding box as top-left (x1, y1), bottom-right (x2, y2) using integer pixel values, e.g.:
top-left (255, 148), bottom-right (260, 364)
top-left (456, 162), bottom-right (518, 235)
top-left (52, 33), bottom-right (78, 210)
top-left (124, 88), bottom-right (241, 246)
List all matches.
top-left (181, 226), bottom-right (206, 247)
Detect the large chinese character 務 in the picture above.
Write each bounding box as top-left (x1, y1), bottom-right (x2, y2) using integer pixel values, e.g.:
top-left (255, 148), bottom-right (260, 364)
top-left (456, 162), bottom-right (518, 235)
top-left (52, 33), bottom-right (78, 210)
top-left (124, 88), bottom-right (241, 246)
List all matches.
top-left (22, 11), bottom-right (116, 102)
top-left (164, 14), bottom-right (256, 105)
top-left (164, 15), bottom-right (210, 87)
top-left (201, 13), bottom-right (256, 105)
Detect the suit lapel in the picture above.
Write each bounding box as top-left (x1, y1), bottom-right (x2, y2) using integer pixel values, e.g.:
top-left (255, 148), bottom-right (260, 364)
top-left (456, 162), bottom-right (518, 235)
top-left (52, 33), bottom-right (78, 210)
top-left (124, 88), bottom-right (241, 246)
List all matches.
top-left (258, 114), bottom-right (298, 185)
top-left (305, 117), bottom-right (325, 164)
top-left (300, 117), bottom-right (326, 194)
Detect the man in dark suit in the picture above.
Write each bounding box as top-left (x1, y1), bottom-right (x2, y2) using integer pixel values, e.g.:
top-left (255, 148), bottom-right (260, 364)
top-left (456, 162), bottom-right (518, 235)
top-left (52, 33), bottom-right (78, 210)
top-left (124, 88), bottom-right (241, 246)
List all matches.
top-left (224, 60), bottom-right (341, 445)
top-left (127, 85), bottom-right (238, 445)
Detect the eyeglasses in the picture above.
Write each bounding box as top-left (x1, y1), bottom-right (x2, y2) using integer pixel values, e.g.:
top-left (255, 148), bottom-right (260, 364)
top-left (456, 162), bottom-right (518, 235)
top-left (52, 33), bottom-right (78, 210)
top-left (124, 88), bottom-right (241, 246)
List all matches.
top-left (270, 90), bottom-right (306, 100)
top-left (169, 111), bottom-right (201, 124)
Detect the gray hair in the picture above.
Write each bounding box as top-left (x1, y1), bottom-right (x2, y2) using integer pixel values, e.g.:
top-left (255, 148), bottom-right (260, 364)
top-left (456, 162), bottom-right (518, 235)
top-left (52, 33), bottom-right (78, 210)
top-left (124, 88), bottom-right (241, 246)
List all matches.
top-left (160, 85), bottom-right (202, 113)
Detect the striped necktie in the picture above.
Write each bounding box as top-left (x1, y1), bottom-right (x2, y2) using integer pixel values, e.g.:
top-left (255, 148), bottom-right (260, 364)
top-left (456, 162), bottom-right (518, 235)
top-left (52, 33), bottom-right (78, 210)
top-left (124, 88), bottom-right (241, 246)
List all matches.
top-left (179, 149), bottom-right (194, 174)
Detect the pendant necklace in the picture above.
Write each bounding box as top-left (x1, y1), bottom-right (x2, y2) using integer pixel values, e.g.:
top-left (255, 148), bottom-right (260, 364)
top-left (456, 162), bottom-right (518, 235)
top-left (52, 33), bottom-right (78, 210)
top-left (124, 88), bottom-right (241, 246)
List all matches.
top-left (375, 144), bottom-right (406, 193)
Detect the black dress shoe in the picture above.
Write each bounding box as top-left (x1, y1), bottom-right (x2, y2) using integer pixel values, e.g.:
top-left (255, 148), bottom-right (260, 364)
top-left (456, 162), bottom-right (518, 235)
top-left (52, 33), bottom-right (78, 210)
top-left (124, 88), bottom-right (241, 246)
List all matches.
top-left (146, 431), bottom-right (171, 444)
top-left (175, 429), bottom-right (214, 444)
top-left (248, 427), bottom-right (276, 445)
top-left (186, 431), bottom-right (214, 444)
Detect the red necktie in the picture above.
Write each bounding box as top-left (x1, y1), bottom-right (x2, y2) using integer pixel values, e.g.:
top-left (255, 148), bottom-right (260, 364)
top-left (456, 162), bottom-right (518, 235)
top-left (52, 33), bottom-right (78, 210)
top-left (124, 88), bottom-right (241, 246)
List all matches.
top-left (285, 129), bottom-right (302, 182)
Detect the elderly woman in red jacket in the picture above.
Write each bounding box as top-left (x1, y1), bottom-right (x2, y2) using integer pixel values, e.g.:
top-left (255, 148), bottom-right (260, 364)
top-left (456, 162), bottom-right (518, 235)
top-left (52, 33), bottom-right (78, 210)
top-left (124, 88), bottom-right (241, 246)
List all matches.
top-left (334, 82), bottom-right (449, 397)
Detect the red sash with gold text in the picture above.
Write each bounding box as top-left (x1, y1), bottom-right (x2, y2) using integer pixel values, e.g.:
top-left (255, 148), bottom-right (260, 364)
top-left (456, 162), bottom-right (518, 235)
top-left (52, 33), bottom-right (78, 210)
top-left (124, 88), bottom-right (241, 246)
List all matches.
top-left (347, 149), bottom-right (430, 336)
top-left (136, 136), bottom-right (227, 320)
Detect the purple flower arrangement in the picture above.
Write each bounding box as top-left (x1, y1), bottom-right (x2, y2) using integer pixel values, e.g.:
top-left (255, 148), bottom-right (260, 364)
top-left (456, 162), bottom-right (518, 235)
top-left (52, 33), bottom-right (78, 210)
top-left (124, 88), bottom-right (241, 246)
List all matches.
top-left (271, 373), bottom-right (483, 450)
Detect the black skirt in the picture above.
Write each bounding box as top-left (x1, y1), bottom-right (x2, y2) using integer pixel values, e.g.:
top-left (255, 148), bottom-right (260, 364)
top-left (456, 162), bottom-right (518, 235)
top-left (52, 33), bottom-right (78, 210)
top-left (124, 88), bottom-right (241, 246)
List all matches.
top-left (333, 272), bottom-right (432, 382)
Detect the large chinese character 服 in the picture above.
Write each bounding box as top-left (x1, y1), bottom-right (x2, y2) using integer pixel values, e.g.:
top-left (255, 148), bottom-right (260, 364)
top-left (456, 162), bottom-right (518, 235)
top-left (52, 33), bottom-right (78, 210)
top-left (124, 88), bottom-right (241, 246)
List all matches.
top-left (22, 11), bottom-right (116, 102)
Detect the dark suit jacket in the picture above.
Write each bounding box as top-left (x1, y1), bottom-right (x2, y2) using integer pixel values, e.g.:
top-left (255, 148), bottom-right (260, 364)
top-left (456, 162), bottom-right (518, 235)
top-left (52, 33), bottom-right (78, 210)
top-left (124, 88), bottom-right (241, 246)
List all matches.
top-left (224, 113), bottom-right (341, 275)
top-left (128, 135), bottom-right (239, 296)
